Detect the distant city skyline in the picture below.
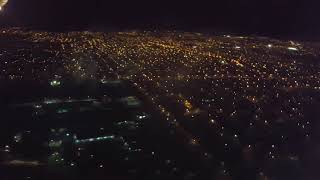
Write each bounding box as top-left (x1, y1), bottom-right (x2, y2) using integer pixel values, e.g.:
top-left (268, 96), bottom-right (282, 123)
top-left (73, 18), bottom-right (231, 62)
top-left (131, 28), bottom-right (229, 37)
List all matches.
top-left (0, 0), bottom-right (320, 40)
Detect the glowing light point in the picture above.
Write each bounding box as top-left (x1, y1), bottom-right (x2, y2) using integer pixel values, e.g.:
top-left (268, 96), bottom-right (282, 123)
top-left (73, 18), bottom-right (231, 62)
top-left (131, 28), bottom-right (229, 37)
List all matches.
top-left (50, 80), bottom-right (61, 87)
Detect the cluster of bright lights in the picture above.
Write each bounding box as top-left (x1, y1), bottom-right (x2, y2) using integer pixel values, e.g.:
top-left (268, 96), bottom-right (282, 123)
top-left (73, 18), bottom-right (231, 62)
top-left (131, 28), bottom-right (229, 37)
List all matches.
top-left (50, 80), bottom-right (61, 87)
top-left (0, 29), bottom-right (319, 178)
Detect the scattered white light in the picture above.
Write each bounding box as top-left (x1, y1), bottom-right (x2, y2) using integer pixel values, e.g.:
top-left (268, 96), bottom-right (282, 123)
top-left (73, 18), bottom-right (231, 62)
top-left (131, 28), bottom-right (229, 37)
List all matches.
top-left (267, 44), bottom-right (272, 48)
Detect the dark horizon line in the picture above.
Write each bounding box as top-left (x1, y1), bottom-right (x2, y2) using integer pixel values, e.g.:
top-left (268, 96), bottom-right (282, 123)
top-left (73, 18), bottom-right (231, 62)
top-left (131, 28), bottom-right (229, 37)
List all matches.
top-left (0, 24), bottom-right (319, 42)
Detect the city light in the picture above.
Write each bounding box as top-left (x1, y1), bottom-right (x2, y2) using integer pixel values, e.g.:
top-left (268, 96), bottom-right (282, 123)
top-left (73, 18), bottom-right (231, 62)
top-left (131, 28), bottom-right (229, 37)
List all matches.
top-left (0, 0), bottom-right (8, 11)
top-left (75, 135), bottom-right (115, 144)
top-left (50, 80), bottom-right (61, 87)
top-left (0, 29), bottom-right (319, 179)
top-left (288, 47), bottom-right (298, 51)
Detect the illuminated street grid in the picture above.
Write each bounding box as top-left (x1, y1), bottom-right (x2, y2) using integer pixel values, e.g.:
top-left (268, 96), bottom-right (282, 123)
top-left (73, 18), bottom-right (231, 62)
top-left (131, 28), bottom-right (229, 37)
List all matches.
top-left (1, 28), bottom-right (320, 178)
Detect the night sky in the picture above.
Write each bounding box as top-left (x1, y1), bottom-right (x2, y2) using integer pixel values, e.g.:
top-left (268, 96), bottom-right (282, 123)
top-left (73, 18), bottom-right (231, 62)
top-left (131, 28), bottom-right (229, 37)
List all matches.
top-left (1, 0), bottom-right (320, 40)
